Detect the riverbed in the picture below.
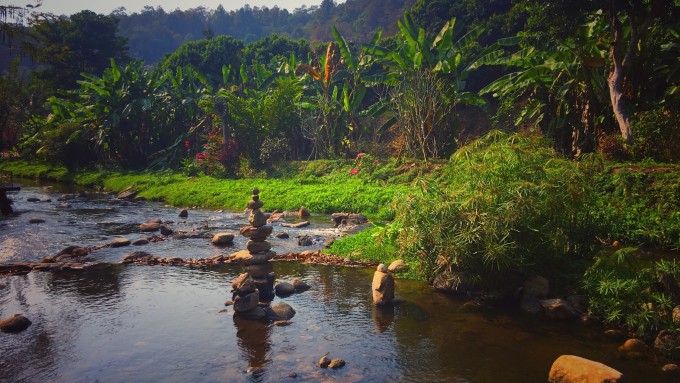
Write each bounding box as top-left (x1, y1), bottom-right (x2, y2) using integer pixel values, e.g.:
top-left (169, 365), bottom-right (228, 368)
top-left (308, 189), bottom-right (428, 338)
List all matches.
top-left (0, 181), bottom-right (666, 382)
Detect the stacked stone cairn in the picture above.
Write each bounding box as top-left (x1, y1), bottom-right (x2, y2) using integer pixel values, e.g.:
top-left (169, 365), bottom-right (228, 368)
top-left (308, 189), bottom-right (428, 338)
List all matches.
top-left (230, 188), bottom-right (277, 318)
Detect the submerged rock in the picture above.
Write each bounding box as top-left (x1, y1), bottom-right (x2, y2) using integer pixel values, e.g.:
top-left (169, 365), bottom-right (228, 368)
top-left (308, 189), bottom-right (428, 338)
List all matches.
top-left (0, 314), bottom-right (32, 333)
top-left (548, 355), bottom-right (624, 383)
top-left (109, 238), bottom-right (131, 248)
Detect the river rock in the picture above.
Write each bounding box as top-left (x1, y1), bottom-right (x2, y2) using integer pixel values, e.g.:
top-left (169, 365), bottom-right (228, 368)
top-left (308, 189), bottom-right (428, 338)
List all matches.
top-left (298, 206), bottom-right (310, 218)
top-left (29, 218), bottom-right (45, 224)
top-left (253, 275), bottom-right (275, 300)
top-left (232, 273), bottom-right (256, 294)
top-left (388, 260), bottom-right (407, 273)
top-left (273, 320), bottom-right (293, 326)
top-left (523, 275), bottom-right (549, 298)
top-left (121, 251), bottom-right (155, 264)
top-left (540, 298), bottom-right (577, 320)
top-left (212, 233), bottom-right (235, 246)
top-left (618, 338), bottom-right (649, 359)
top-left (292, 278), bottom-right (311, 292)
top-left (319, 356), bottom-right (331, 368)
top-left (329, 359), bottom-right (346, 369)
top-left (247, 240), bottom-right (272, 253)
top-left (275, 232), bottom-right (289, 239)
top-left (249, 209), bottom-right (267, 227)
top-left (27, 197), bottom-right (40, 202)
top-left (372, 264), bottom-right (394, 306)
top-left (244, 263), bottom-right (274, 278)
top-left (275, 282), bottom-right (295, 296)
top-left (269, 302), bottom-right (296, 320)
top-left (110, 238), bottom-right (131, 248)
top-left (57, 245), bottom-right (88, 257)
top-left (179, 208), bottom-right (188, 218)
top-left (240, 225), bottom-right (273, 240)
top-left (548, 355), bottom-right (624, 383)
top-left (662, 364), bottom-right (680, 377)
top-left (297, 235), bottom-right (314, 246)
top-left (231, 250), bottom-right (276, 266)
top-left (234, 290), bottom-right (260, 313)
top-left (160, 225), bottom-right (173, 236)
top-left (0, 314), bottom-right (32, 333)
top-left (139, 222), bottom-right (161, 232)
top-left (281, 221), bottom-right (310, 229)
top-left (132, 238), bottom-right (149, 246)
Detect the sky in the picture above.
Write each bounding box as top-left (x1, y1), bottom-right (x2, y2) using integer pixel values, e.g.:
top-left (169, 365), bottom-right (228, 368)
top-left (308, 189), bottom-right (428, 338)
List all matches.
top-left (35, 0), bottom-right (328, 16)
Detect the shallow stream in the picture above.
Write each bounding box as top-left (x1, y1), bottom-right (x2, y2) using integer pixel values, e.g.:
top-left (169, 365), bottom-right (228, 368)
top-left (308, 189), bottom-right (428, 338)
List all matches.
top-left (0, 181), bottom-right (666, 382)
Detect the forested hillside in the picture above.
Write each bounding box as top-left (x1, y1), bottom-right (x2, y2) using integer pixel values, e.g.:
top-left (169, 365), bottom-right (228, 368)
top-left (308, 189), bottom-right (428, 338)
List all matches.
top-left (117, 0), bottom-right (416, 64)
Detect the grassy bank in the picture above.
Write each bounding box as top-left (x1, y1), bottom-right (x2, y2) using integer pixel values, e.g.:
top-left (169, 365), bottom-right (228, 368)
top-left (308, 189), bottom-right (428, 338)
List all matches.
top-left (4, 132), bottom-right (680, 338)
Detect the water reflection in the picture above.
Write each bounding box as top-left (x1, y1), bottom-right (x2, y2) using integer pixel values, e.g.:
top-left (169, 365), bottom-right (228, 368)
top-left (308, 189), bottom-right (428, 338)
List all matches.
top-left (233, 316), bottom-right (272, 373)
top-left (372, 304), bottom-right (394, 334)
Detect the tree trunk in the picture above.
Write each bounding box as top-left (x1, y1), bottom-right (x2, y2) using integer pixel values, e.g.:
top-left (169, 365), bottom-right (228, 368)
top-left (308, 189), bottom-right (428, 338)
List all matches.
top-left (608, 57), bottom-right (632, 143)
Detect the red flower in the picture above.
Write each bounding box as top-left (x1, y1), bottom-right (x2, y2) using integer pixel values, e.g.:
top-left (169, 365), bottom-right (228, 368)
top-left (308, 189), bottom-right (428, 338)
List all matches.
top-left (356, 153), bottom-right (365, 159)
top-left (184, 140), bottom-right (190, 149)
top-left (349, 168), bottom-right (360, 175)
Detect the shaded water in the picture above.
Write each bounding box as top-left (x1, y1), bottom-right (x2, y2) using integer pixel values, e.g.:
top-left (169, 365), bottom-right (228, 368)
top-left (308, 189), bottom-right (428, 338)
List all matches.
top-left (0, 182), bottom-right (666, 382)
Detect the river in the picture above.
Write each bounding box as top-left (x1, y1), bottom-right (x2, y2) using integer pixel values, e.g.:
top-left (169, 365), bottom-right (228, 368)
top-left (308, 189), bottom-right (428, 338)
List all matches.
top-left (0, 181), bottom-right (665, 382)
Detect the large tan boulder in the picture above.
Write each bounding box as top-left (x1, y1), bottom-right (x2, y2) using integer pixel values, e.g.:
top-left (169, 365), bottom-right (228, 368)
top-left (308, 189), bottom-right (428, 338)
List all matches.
top-left (372, 264), bottom-right (394, 306)
top-left (211, 233), bottom-right (235, 246)
top-left (548, 355), bottom-right (624, 382)
top-left (388, 260), bottom-right (408, 273)
top-left (109, 238), bottom-right (131, 248)
top-left (139, 222), bottom-right (162, 232)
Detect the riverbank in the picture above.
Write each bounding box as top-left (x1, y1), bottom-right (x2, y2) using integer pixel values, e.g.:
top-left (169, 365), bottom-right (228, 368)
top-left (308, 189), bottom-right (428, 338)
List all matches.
top-left (2, 133), bottom-right (680, 341)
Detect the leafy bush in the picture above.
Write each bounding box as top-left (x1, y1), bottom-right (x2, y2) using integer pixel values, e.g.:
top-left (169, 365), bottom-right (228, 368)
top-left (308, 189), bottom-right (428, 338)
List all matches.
top-left (391, 131), bottom-right (597, 287)
top-left (583, 248), bottom-right (680, 338)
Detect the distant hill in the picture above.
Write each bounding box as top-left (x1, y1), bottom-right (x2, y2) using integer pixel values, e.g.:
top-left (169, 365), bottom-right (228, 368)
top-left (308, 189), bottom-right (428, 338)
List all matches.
top-left (117, 0), bottom-right (416, 64)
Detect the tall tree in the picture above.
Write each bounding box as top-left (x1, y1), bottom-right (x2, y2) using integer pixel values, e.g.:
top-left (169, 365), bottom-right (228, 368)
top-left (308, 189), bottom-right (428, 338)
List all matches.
top-left (32, 10), bottom-right (129, 90)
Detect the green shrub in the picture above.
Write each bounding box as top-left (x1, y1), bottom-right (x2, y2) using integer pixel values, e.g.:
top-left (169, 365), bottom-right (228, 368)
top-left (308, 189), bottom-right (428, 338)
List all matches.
top-left (583, 248), bottom-right (680, 339)
top-left (392, 131), bottom-right (597, 288)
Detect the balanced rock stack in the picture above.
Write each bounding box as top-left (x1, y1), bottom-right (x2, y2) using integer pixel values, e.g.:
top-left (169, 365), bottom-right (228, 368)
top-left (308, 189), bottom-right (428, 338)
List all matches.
top-left (231, 188), bottom-right (276, 300)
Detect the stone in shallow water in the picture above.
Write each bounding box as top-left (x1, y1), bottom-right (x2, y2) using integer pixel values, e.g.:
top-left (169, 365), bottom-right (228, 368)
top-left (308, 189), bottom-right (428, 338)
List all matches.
top-left (548, 355), bottom-right (624, 383)
top-left (244, 263), bottom-right (274, 278)
top-left (232, 273), bottom-right (256, 295)
top-left (234, 290), bottom-right (260, 313)
top-left (110, 238), bottom-right (131, 248)
top-left (249, 209), bottom-right (267, 227)
top-left (275, 282), bottom-right (295, 296)
top-left (0, 314), bottom-right (32, 333)
top-left (268, 302), bottom-right (296, 320)
top-left (139, 222), bottom-right (161, 232)
top-left (211, 233), bottom-right (234, 246)
top-left (329, 359), bottom-right (346, 369)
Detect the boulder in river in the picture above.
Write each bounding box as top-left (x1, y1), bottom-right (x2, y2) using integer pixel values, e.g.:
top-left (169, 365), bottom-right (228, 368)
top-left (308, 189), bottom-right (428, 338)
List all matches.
top-left (0, 314), bottom-right (32, 333)
top-left (372, 264), bottom-right (394, 306)
top-left (179, 208), bottom-right (188, 218)
top-left (27, 197), bottom-right (40, 202)
top-left (110, 238), bottom-right (131, 248)
top-left (28, 218), bottom-right (45, 224)
top-left (132, 238), bottom-right (150, 246)
top-left (329, 359), bottom-right (346, 369)
top-left (211, 233), bottom-right (235, 246)
top-left (268, 302), bottom-right (296, 320)
top-left (275, 282), bottom-right (295, 296)
top-left (234, 291), bottom-right (260, 313)
top-left (160, 225), bottom-right (173, 236)
top-left (232, 273), bottom-right (257, 295)
top-left (292, 278), bottom-right (311, 292)
top-left (618, 338), bottom-right (650, 359)
top-left (548, 355), bottom-right (624, 383)
top-left (298, 206), bottom-right (310, 218)
top-left (139, 222), bottom-right (162, 232)
top-left (275, 232), bottom-right (289, 239)
top-left (540, 298), bottom-right (577, 320)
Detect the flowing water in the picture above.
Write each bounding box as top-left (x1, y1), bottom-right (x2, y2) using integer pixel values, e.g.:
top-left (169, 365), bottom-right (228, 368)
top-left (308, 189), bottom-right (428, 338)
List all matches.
top-left (0, 181), bottom-right (666, 382)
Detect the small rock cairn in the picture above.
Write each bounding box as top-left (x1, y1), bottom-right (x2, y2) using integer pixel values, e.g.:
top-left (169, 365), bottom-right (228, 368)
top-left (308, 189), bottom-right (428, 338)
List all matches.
top-left (230, 188), bottom-right (277, 318)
